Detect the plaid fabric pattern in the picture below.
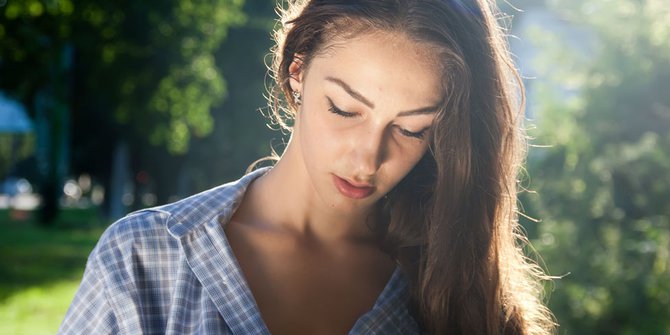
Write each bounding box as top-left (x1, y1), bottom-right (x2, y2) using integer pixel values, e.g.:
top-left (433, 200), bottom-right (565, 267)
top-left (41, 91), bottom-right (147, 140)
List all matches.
top-left (59, 167), bottom-right (420, 334)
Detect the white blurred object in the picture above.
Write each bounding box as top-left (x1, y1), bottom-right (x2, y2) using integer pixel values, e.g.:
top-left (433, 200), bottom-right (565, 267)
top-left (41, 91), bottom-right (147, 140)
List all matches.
top-left (91, 185), bottom-right (105, 206)
top-left (11, 193), bottom-right (41, 211)
top-left (63, 179), bottom-right (82, 200)
top-left (0, 178), bottom-right (41, 210)
top-left (0, 195), bottom-right (9, 209)
top-left (78, 174), bottom-right (92, 193)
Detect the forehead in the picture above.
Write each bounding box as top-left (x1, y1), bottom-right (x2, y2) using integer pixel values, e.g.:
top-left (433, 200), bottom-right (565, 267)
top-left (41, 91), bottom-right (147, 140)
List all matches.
top-left (307, 31), bottom-right (444, 106)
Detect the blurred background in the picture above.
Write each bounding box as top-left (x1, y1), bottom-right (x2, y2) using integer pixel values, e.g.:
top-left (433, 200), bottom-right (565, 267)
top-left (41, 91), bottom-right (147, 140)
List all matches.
top-left (0, 0), bottom-right (668, 333)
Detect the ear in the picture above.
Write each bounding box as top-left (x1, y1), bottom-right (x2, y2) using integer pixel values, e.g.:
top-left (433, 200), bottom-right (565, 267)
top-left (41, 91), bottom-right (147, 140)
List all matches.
top-left (288, 54), bottom-right (304, 93)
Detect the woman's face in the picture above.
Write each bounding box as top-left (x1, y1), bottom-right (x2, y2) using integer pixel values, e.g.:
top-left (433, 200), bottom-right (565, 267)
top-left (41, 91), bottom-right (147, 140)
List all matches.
top-left (289, 31), bottom-right (443, 212)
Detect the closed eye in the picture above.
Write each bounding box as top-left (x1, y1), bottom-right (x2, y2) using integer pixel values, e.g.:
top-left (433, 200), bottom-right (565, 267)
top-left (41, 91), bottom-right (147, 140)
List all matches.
top-left (327, 97), bottom-right (428, 140)
top-left (398, 127), bottom-right (427, 139)
top-left (327, 98), bottom-right (357, 118)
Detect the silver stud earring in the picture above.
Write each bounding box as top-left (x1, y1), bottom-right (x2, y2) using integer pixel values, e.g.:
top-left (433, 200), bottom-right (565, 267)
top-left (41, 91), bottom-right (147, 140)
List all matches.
top-left (292, 91), bottom-right (302, 105)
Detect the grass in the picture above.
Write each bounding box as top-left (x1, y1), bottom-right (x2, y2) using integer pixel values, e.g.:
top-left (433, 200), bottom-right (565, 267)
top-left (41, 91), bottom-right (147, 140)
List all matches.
top-left (0, 208), bottom-right (107, 334)
top-left (0, 281), bottom-right (84, 335)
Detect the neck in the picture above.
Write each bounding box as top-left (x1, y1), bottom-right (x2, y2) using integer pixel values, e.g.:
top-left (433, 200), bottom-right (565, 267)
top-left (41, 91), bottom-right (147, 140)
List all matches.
top-left (236, 141), bottom-right (379, 245)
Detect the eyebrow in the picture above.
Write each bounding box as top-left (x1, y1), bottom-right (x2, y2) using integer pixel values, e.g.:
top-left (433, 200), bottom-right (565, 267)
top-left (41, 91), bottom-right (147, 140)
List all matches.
top-left (397, 106), bottom-right (438, 117)
top-left (325, 76), bottom-right (439, 116)
top-left (325, 76), bottom-right (375, 108)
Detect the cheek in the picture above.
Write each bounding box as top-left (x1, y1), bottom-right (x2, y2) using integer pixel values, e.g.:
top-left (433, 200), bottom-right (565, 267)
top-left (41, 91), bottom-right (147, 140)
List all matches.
top-left (299, 109), bottom-right (342, 163)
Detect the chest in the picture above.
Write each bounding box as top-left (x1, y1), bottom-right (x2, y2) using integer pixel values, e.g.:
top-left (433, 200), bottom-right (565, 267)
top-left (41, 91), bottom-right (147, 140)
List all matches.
top-left (224, 224), bottom-right (395, 335)
top-left (247, 266), bottom-right (382, 335)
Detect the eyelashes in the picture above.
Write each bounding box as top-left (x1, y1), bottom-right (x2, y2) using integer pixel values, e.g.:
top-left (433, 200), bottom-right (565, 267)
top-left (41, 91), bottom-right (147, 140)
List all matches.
top-left (398, 128), bottom-right (427, 139)
top-left (326, 98), bottom-right (427, 139)
top-left (327, 98), bottom-right (357, 118)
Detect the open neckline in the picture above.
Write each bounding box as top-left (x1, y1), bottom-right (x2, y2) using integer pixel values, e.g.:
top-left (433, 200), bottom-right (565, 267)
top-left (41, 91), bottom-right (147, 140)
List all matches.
top-left (211, 171), bottom-right (405, 333)
top-left (163, 167), bottom-right (416, 333)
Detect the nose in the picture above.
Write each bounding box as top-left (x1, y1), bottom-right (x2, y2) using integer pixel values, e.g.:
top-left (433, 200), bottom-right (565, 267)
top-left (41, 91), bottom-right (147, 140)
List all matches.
top-left (349, 125), bottom-right (388, 180)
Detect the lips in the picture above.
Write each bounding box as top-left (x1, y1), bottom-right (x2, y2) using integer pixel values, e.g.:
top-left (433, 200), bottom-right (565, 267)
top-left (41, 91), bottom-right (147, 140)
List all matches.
top-left (333, 175), bottom-right (375, 199)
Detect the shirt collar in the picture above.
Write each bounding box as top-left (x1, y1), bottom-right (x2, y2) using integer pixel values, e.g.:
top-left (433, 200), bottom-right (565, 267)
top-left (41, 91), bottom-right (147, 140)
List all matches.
top-left (163, 167), bottom-right (272, 334)
top-left (158, 167), bottom-right (416, 334)
top-left (164, 167), bottom-right (271, 239)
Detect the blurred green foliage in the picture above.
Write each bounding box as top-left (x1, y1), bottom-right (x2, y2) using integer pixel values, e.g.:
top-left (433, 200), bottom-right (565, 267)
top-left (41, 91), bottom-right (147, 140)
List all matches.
top-left (1, 0), bottom-right (246, 155)
top-left (1, 0), bottom-right (278, 207)
top-left (522, 0), bottom-right (670, 333)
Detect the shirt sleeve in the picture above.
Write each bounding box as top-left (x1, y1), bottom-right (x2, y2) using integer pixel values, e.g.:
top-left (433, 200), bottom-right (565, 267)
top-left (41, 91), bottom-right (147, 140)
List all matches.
top-left (58, 245), bottom-right (119, 334)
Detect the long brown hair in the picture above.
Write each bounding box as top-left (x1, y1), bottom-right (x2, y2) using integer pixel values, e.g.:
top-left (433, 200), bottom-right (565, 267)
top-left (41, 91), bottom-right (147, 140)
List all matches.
top-left (267, 0), bottom-right (555, 333)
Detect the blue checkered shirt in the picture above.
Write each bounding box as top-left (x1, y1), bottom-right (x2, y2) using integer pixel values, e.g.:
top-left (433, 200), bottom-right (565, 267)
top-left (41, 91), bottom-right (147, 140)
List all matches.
top-left (58, 168), bottom-right (420, 334)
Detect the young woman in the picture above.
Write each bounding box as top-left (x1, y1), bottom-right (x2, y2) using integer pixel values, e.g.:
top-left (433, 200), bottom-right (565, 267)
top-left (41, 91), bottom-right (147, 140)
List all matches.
top-left (60, 0), bottom-right (555, 334)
